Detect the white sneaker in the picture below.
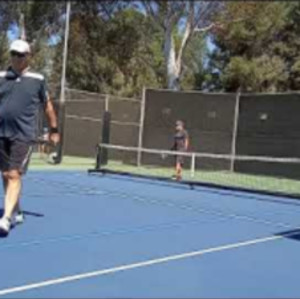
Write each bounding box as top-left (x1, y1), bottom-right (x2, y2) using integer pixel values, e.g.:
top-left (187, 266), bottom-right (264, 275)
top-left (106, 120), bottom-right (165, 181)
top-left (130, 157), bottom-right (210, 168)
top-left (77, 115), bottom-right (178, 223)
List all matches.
top-left (14, 212), bottom-right (25, 225)
top-left (0, 217), bottom-right (11, 236)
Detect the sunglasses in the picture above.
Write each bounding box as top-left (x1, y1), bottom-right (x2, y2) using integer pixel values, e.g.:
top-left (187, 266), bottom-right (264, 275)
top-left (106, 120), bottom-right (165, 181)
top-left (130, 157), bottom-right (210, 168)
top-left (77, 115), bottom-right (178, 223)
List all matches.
top-left (10, 51), bottom-right (27, 58)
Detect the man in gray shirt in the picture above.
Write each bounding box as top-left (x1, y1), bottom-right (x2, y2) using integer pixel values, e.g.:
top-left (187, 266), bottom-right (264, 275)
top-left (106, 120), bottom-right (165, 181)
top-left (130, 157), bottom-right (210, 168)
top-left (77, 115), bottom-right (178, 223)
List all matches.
top-left (0, 39), bottom-right (59, 236)
top-left (171, 120), bottom-right (189, 181)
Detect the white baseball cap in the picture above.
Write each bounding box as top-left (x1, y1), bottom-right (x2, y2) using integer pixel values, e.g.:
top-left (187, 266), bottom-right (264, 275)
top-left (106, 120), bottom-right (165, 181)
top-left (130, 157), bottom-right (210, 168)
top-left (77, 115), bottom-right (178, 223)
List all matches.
top-left (9, 39), bottom-right (31, 54)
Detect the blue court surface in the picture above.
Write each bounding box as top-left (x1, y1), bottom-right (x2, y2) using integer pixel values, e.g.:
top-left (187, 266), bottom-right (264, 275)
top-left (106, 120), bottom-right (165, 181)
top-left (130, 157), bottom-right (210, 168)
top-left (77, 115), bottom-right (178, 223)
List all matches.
top-left (1, 170), bottom-right (300, 298)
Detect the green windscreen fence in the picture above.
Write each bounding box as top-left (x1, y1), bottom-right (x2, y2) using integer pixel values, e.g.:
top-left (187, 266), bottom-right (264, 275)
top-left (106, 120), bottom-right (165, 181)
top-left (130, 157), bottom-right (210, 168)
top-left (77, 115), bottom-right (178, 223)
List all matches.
top-left (36, 86), bottom-right (300, 181)
top-left (143, 89), bottom-right (237, 170)
top-left (142, 89), bottom-right (300, 180)
top-left (235, 93), bottom-right (300, 179)
top-left (64, 88), bottom-right (105, 158)
top-left (63, 89), bottom-right (141, 159)
top-left (108, 95), bottom-right (141, 147)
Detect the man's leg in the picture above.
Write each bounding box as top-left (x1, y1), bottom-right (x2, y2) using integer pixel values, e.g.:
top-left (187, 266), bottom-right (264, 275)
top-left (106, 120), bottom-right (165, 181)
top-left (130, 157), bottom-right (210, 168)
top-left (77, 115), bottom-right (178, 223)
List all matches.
top-left (3, 170), bottom-right (22, 220)
top-left (175, 154), bottom-right (184, 181)
top-left (2, 173), bottom-right (7, 194)
top-left (1, 174), bottom-right (7, 218)
top-left (9, 140), bottom-right (32, 220)
top-left (2, 172), bottom-right (23, 222)
top-left (175, 162), bottom-right (182, 180)
top-left (0, 170), bottom-right (22, 235)
top-left (0, 140), bottom-right (31, 235)
top-left (2, 173), bottom-right (7, 213)
top-left (0, 138), bottom-right (9, 221)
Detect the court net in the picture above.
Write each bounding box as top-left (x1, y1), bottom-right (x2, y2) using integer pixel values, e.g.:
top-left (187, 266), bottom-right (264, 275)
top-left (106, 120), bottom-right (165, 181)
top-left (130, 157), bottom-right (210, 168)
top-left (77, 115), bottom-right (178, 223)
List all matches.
top-left (89, 143), bottom-right (300, 198)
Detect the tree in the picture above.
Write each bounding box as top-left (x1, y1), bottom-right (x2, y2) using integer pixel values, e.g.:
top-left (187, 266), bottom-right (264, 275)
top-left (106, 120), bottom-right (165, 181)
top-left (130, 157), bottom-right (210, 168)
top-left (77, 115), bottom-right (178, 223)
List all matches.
top-left (275, 1), bottom-right (300, 90)
top-left (51, 3), bottom-right (164, 97)
top-left (105, 8), bottom-right (165, 96)
top-left (0, 1), bottom-right (65, 75)
top-left (0, 1), bottom-right (65, 41)
top-left (180, 33), bottom-right (208, 90)
top-left (142, 1), bottom-right (222, 90)
top-left (208, 1), bottom-right (299, 92)
top-left (0, 33), bottom-right (10, 68)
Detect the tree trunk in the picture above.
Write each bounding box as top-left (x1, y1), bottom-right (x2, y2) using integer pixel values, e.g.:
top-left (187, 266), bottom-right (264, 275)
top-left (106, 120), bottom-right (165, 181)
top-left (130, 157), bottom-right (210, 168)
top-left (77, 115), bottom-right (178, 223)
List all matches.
top-left (19, 13), bottom-right (26, 40)
top-left (164, 25), bottom-right (180, 90)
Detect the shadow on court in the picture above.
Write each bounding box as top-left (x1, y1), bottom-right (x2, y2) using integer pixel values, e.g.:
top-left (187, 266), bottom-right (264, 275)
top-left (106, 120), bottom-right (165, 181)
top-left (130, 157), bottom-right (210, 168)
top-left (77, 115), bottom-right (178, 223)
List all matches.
top-left (0, 209), bottom-right (45, 238)
top-left (0, 208), bottom-right (44, 219)
top-left (275, 228), bottom-right (300, 242)
top-left (91, 172), bottom-right (300, 207)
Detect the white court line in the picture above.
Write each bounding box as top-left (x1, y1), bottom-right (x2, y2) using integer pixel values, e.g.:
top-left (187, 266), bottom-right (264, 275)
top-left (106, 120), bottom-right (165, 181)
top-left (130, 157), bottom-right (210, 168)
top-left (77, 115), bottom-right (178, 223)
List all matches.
top-left (0, 231), bottom-right (296, 296)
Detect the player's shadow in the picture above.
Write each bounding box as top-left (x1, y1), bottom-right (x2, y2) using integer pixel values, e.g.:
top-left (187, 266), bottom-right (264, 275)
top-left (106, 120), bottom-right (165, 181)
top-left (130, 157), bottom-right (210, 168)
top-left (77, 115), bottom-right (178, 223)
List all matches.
top-left (0, 208), bottom-right (44, 238)
top-left (275, 228), bottom-right (300, 242)
top-left (0, 208), bottom-right (44, 218)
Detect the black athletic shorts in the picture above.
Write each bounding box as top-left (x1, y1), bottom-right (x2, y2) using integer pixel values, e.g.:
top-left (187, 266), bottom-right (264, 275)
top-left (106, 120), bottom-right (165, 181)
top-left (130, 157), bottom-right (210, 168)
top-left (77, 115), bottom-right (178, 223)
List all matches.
top-left (175, 148), bottom-right (186, 166)
top-left (0, 138), bottom-right (33, 174)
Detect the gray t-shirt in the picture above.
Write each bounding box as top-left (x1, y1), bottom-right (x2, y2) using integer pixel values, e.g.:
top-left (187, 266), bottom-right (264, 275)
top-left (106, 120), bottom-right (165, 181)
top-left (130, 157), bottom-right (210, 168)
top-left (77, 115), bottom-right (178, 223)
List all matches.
top-left (0, 67), bottom-right (49, 142)
top-left (174, 129), bottom-right (189, 151)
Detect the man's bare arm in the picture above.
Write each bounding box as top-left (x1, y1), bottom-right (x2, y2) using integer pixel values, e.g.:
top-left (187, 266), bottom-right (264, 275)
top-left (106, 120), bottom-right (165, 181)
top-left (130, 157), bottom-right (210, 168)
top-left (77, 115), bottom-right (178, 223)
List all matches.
top-left (45, 100), bottom-right (60, 144)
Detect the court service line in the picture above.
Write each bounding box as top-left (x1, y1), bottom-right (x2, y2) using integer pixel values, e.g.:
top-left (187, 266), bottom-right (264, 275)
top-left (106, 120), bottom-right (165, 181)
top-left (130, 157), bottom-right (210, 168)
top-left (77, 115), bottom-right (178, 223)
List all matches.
top-left (0, 231), bottom-right (296, 296)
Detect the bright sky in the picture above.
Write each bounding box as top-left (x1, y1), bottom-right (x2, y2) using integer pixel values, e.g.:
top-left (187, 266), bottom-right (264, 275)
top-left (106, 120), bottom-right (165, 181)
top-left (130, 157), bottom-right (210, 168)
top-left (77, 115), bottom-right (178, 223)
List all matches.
top-left (7, 24), bottom-right (18, 41)
top-left (207, 36), bottom-right (216, 53)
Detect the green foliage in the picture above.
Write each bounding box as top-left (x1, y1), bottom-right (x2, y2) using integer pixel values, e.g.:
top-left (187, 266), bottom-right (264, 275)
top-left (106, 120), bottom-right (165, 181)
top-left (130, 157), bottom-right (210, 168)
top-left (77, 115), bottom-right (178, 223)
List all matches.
top-left (222, 55), bottom-right (287, 92)
top-left (0, 1), bottom-right (64, 78)
top-left (50, 6), bottom-right (166, 97)
top-left (0, 1), bottom-right (299, 95)
top-left (0, 34), bottom-right (10, 68)
top-left (180, 34), bottom-right (207, 90)
top-left (208, 1), bottom-right (300, 92)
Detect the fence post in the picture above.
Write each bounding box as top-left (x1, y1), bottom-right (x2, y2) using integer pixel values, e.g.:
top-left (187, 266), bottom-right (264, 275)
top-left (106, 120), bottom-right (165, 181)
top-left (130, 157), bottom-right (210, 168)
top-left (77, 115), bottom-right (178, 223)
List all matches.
top-left (137, 87), bottom-right (146, 167)
top-left (55, 1), bottom-right (71, 164)
top-left (105, 94), bottom-right (109, 112)
top-left (190, 153), bottom-right (196, 178)
top-left (230, 88), bottom-right (241, 172)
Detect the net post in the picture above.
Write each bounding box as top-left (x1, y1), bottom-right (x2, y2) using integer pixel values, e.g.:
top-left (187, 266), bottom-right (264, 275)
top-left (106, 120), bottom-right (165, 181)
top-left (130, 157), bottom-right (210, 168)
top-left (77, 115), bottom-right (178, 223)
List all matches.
top-left (95, 144), bottom-right (102, 170)
top-left (190, 153), bottom-right (196, 178)
top-left (137, 86), bottom-right (146, 167)
top-left (101, 111), bottom-right (111, 165)
top-left (230, 88), bottom-right (241, 172)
